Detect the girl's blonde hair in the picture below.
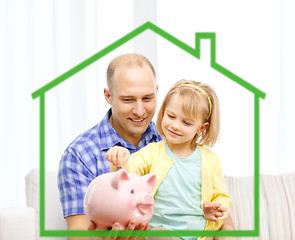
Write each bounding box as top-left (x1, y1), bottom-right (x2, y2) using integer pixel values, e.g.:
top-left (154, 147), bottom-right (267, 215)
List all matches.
top-left (156, 79), bottom-right (220, 148)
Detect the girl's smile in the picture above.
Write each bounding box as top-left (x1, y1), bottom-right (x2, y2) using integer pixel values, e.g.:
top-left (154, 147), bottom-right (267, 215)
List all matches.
top-left (167, 129), bottom-right (182, 137)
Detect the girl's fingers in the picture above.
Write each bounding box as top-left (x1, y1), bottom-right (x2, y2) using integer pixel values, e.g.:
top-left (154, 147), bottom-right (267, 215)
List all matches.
top-left (214, 211), bottom-right (224, 218)
top-left (212, 202), bottom-right (221, 208)
top-left (111, 149), bottom-right (118, 164)
top-left (218, 206), bottom-right (227, 212)
top-left (117, 149), bottom-right (124, 167)
top-left (122, 154), bottom-right (129, 167)
top-left (210, 216), bottom-right (219, 222)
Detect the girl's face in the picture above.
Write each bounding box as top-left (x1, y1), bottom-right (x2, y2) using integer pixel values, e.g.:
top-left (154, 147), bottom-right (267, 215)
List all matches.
top-left (161, 94), bottom-right (207, 150)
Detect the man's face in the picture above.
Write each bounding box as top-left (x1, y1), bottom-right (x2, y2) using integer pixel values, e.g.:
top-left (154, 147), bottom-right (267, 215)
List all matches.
top-left (105, 65), bottom-right (158, 146)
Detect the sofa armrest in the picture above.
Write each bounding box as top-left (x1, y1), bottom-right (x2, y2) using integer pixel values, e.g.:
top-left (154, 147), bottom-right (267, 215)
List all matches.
top-left (0, 207), bottom-right (36, 240)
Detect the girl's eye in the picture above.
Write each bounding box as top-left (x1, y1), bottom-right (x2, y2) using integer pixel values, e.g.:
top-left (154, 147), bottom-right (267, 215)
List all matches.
top-left (130, 189), bottom-right (135, 194)
top-left (183, 121), bottom-right (191, 126)
top-left (168, 114), bottom-right (175, 119)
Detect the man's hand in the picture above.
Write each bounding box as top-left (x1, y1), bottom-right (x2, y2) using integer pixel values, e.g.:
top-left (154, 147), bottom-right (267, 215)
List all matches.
top-left (203, 201), bottom-right (227, 222)
top-left (89, 219), bottom-right (149, 240)
top-left (105, 146), bottom-right (130, 168)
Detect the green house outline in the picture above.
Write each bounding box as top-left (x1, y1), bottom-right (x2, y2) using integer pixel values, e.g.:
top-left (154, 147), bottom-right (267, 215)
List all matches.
top-left (31, 21), bottom-right (266, 238)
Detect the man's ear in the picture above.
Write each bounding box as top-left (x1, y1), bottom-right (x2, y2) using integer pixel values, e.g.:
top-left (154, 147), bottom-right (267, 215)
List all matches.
top-left (155, 83), bottom-right (159, 94)
top-left (104, 88), bottom-right (111, 105)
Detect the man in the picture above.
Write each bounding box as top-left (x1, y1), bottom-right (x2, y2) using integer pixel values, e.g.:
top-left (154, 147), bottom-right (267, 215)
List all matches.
top-left (58, 53), bottom-right (236, 240)
top-left (58, 53), bottom-right (161, 239)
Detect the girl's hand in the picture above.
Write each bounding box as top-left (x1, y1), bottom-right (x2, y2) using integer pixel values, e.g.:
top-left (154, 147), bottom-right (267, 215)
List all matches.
top-left (105, 146), bottom-right (130, 168)
top-left (203, 201), bottom-right (227, 222)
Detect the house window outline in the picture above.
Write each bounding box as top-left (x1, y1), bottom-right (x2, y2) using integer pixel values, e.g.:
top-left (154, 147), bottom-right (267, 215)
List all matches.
top-left (31, 21), bottom-right (266, 238)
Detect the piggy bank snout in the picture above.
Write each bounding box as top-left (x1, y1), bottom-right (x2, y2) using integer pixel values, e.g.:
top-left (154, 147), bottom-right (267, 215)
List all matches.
top-left (143, 194), bottom-right (154, 204)
top-left (137, 194), bottom-right (154, 215)
top-left (136, 193), bottom-right (154, 215)
top-left (136, 192), bottom-right (154, 205)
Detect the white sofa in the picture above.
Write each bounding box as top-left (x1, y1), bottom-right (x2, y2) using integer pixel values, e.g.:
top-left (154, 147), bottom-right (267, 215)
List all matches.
top-left (0, 169), bottom-right (67, 240)
top-left (0, 169), bottom-right (294, 240)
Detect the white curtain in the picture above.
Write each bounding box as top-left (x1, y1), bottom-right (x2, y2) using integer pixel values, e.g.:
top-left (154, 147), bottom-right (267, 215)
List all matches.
top-left (279, 0), bottom-right (295, 173)
top-left (1, 0), bottom-right (294, 208)
top-left (156, 0), bottom-right (284, 177)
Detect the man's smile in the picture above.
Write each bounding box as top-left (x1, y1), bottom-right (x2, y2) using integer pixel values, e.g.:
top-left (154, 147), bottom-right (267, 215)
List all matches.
top-left (129, 117), bottom-right (146, 124)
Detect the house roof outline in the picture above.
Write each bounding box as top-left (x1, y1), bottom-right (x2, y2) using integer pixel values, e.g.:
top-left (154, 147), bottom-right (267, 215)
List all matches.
top-left (31, 21), bottom-right (266, 99)
top-left (31, 21), bottom-right (263, 238)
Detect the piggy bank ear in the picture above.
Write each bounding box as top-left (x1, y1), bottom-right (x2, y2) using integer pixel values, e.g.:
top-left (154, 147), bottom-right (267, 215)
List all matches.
top-left (111, 169), bottom-right (130, 189)
top-left (144, 173), bottom-right (157, 192)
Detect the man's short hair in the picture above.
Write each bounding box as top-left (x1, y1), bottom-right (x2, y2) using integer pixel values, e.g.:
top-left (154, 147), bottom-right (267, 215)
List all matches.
top-left (106, 53), bottom-right (156, 92)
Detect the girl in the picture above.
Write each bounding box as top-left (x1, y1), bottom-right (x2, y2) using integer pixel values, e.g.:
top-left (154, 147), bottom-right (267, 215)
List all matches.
top-left (105, 79), bottom-right (231, 240)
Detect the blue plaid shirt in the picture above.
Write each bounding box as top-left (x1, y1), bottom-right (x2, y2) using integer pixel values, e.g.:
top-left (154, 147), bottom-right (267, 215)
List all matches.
top-left (57, 109), bottom-right (162, 218)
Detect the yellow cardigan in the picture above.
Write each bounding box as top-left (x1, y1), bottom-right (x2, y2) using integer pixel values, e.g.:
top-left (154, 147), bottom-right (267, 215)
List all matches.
top-left (111, 139), bottom-right (231, 233)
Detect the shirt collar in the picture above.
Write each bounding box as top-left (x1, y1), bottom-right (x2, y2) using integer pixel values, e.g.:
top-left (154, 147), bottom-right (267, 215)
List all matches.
top-left (99, 109), bottom-right (161, 151)
top-left (142, 121), bottom-right (161, 145)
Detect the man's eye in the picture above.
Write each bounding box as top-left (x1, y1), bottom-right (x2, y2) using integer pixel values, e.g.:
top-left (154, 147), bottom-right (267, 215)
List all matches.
top-left (123, 99), bottom-right (132, 102)
top-left (143, 97), bottom-right (152, 102)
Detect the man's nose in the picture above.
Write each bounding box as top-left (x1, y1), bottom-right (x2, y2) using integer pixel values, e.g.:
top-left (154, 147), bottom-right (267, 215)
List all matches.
top-left (132, 101), bottom-right (145, 117)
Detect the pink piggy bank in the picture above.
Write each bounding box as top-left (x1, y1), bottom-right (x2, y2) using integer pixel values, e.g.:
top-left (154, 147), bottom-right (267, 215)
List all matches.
top-left (84, 169), bottom-right (157, 229)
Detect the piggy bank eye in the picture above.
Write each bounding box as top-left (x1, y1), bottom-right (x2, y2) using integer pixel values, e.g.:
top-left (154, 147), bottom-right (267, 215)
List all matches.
top-left (130, 189), bottom-right (135, 194)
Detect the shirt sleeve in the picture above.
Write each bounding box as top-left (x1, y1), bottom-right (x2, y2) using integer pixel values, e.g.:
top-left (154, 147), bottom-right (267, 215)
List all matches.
top-left (57, 148), bottom-right (95, 218)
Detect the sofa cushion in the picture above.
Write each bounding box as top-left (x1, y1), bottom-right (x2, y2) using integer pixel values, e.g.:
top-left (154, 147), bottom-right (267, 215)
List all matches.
top-left (0, 207), bottom-right (35, 240)
top-left (25, 169), bottom-right (67, 240)
top-left (226, 172), bottom-right (295, 239)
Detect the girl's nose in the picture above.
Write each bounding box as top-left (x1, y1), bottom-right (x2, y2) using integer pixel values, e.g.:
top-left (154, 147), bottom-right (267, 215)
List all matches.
top-left (171, 122), bottom-right (180, 131)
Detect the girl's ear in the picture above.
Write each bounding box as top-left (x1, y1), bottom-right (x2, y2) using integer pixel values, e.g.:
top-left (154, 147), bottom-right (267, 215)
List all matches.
top-left (198, 122), bottom-right (209, 135)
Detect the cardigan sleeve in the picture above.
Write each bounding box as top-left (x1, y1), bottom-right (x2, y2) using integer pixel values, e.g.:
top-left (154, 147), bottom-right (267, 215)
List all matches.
top-left (200, 146), bottom-right (232, 218)
top-left (200, 147), bottom-right (232, 232)
top-left (121, 143), bottom-right (155, 176)
top-left (211, 154), bottom-right (232, 218)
